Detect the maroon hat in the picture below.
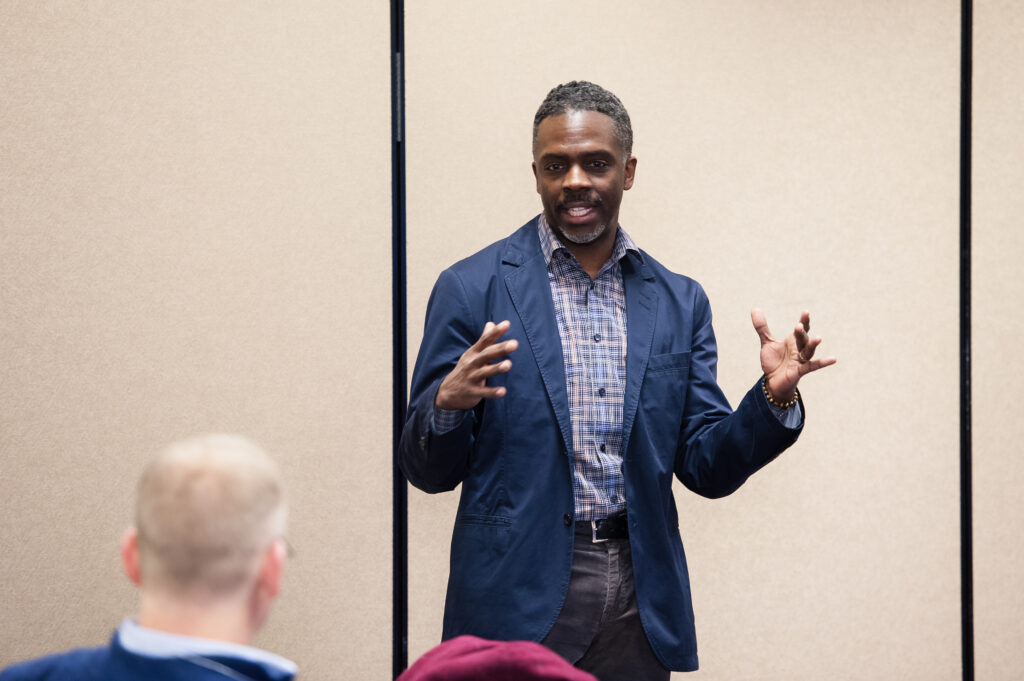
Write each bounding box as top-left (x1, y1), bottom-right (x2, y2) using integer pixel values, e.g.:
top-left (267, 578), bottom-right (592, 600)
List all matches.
top-left (397, 636), bottom-right (599, 681)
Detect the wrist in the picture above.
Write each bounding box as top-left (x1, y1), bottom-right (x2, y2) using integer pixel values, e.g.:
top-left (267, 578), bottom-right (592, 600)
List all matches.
top-left (434, 378), bottom-right (456, 410)
top-left (762, 375), bottom-right (799, 409)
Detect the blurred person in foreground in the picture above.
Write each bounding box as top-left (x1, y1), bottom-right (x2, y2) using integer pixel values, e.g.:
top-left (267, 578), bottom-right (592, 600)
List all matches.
top-left (0, 434), bottom-right (296, 681)
top-left (398, 635), bottom-right (598, 681)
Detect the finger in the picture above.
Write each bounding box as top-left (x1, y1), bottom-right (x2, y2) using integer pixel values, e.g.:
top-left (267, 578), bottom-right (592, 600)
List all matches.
top-left (459, 384), bottom-right (509, 402)
top-left (799, 336), bottom-right (824, 360)
top-left (750, 308), bottom-right (773, 344)
top-left (800, 356), bottom-right (837, 374)
top-left (473, 359), bottom-right (513, 379)
top-left (475, 338), bottom-right (519, 363)
top-left (793, 325), bottom-right (810, 356)
top-left (474, 319), bottom-right (512, 349)
top-left (800, 310), bottom-right (810, 334)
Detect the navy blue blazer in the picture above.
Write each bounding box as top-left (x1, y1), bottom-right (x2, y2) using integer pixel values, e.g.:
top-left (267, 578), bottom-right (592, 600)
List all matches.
top-left (0, 631), bottom-right (296, 681)
top-left (400, 217), bottom-right (802, 672)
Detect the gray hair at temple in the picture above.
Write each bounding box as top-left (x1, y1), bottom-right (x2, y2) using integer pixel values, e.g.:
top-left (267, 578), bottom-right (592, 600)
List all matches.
top-left (134, 434), bottom-right (287, 596)
top-left (532, 81), bottom-right (634, 159)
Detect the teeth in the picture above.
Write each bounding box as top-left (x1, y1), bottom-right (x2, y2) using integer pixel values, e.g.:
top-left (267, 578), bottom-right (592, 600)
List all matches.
top-left (567, 207), bottom-right (590, 216)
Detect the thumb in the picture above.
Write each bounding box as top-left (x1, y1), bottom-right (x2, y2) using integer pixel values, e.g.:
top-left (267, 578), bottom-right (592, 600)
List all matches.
top-left (750, 308), bottom-right (773, 345)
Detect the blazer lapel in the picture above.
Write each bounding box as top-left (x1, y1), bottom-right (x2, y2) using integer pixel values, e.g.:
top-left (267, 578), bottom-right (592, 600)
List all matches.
top-left (621, 252), bottom-right (658, 459)
top-left (502, 225), bottom-right (574, 454)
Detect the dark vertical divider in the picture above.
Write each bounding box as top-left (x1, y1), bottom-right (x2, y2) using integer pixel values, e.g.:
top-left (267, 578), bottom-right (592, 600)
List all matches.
top-left (391, 0), bottom-right (408, 677)
top-left (959, 1), bottom-right (973, 680)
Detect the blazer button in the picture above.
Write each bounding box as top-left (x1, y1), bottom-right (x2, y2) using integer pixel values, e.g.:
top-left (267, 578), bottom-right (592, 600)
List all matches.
top-left (563, 513), bottom-right (572, 527)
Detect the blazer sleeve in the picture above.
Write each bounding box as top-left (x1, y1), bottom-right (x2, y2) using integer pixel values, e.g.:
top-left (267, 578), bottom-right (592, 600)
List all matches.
top-left (399, 268), bottom-right (482, 493)
top-left (673, 285), bottom-right (802, 498)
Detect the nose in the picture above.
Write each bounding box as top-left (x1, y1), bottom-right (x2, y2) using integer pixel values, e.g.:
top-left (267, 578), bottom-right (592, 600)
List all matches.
top-left (563, 163), bottom-right (591, 190)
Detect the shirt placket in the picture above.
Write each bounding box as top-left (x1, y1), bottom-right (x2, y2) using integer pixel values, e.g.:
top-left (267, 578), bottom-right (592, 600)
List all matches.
top-left (589, 271), bottom-right (625, 518)
top-left (569, 268), bottom-right (599, 518)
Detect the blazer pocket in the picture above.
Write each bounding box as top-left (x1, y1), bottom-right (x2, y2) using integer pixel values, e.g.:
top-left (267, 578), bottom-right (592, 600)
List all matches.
top-left (646, 351), bottom-right (691, 375)
top-left (641, 352), bottom-right (692, 452)
top-left (457, 514), bottom-right (512, 527)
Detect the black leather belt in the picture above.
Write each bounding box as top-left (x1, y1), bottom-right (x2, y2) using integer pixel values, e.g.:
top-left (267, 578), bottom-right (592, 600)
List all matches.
top-left (575, 513), bottom-right (629, 543)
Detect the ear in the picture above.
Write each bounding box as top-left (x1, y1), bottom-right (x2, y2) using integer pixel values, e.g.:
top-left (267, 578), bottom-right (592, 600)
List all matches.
top-left (246, 540), bottom-right (287, 637)
top-left (121, 528), bottom-right (142, 586)
top-left (623, 156), bottom-right (637, 190)
top-left (532, 161), bottom-right (541, 193)
top-left (256, 540), bottom-right (287, 600)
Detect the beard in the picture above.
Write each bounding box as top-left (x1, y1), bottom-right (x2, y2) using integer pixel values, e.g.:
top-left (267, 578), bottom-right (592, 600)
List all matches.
top-left (550, 194), bottom-right (609, 245)
top-left (554, 220), bottom-right (609, 245)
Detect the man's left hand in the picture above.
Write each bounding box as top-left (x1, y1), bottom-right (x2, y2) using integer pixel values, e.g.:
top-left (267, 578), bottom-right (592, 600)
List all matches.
top-left (751, 308), bottom-right (836, 403)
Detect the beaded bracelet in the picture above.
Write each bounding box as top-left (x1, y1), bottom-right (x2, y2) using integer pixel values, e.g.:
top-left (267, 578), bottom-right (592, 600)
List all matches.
top-left (762, 376), bottom-right (799, 409)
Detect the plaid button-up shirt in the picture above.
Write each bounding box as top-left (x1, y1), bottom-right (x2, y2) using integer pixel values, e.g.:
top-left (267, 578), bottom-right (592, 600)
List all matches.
top-left (537, 214), bottom-right (636, 521)
top-left (431, 216), bottom-right (636, 520)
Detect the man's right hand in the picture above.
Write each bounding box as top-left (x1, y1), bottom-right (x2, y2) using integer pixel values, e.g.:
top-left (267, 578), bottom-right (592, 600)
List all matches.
top-left (435, 320), bottom-right (518, 411)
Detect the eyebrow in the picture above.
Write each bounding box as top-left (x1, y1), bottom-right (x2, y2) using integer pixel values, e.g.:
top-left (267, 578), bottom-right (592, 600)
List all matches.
top-left (539, 150), bottom-right (616, 162)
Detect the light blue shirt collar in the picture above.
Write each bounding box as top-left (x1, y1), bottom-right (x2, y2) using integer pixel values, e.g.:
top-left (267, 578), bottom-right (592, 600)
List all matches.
top-left (117, 618), bottom-right (297, 676)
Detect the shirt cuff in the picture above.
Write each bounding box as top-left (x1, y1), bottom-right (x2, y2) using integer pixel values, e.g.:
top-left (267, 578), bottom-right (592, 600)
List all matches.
top-left (768, 400), bottom-right (803, 429)
top-left (431, 404), bottom-right (470, 434)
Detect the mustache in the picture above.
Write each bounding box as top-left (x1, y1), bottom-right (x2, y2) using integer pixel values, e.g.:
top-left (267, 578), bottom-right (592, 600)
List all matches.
top-left (557, 194), bottom-right (602, 209)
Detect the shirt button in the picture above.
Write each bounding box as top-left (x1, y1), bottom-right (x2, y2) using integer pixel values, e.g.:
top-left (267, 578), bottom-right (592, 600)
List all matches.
top-left (563, 513), bottom-right (573, 526)
top-left (593, 333), bottom-right (601, 342)
top-left (600, 443), bottom-right (606, 453)
top-left (598, 387), bottom-right (606, 397)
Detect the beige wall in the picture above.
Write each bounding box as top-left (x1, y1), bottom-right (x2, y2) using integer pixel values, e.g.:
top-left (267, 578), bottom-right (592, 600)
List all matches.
top-left (405, 2), bottom-right (962, 679)
top-left (0, 3), bottom-right (392, 679)
top-left (974, 2), bottom-right (1024, 680)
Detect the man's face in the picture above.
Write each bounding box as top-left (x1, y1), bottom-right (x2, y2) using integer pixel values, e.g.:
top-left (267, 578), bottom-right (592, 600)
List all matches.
top-left (532, 110), bottom-right (636, 247)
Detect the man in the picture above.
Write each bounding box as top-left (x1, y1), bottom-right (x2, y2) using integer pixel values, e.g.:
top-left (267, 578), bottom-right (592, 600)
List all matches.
top-left (1, 434), bottom-right (296, 681)
top-left (399, 81), bottom-right (835, 679)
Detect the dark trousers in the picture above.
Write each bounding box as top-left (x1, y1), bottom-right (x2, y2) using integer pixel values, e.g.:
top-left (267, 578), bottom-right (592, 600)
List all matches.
top-left (541, 529), bottom-right (671, 681)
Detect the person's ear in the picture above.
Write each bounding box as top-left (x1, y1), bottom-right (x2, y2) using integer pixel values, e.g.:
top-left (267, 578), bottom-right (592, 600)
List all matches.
top-left (121, 528), bottom-right (142, 586)
top-left (257, 540), bottom-right (287, 600)
top-left (247, 540), bottom-right (287, 637)
top-left (623, 156), bottom-right (637, 190)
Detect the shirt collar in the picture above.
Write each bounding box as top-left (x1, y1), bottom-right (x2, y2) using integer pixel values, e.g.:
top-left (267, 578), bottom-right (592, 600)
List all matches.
top-left (537, 213), bottom-right (640, 269)
top-left (117, 618), bottom-right (298, 677)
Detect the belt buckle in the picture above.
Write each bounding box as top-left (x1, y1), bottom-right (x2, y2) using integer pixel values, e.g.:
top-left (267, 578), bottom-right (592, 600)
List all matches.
top-left (591, 520), bottom-right (608, 544)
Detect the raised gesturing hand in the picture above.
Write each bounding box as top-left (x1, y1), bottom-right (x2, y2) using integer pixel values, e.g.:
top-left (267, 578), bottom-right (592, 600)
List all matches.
top-left (435, 320), bottom-right (519, 411)
top-left (751, 308), bottom-right (836, 404)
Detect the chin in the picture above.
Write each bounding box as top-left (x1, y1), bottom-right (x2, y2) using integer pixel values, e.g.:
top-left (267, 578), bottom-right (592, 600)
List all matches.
top-left (556, 222), bottom-right (608, 245)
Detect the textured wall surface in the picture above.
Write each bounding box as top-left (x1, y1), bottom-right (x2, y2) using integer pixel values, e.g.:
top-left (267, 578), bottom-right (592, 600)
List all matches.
top-left (974, 2), bottom-right (1024, 680)
top-left (0, 3), bottom-right (392, 679)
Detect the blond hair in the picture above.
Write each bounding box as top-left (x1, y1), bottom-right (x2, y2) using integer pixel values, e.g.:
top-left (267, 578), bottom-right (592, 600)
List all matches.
top-left (134, 434), bottom-right (286, 596)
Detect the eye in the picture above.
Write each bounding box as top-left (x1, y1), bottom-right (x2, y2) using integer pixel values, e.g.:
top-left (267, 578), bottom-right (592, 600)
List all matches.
top-left (545, 163), bottom-right (564, 172)
top-left (589, 160), bottom-right (609, 169)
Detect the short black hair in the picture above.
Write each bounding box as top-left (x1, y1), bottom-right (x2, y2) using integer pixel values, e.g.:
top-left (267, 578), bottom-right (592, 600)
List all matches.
top-left (533, 81), bottom-right (633, 158)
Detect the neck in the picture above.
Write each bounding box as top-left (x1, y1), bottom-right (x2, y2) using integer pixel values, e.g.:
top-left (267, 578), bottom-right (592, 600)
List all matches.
top-left (555, 223), bottom-right (619, 279)
top-left (137, 589), bottom-right (255, 645)
top-left (569, 243), bottom-right (613, 279)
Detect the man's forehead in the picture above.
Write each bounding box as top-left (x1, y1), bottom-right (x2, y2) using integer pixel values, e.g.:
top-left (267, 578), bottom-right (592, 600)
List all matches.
top-left (535, 110), bottom-right (621, 153)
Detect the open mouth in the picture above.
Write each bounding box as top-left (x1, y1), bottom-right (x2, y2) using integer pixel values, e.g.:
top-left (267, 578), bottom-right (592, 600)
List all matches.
top-left (559, 201), bottom-right (599, 224)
